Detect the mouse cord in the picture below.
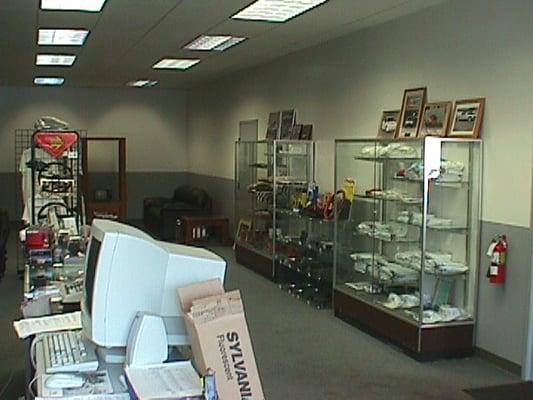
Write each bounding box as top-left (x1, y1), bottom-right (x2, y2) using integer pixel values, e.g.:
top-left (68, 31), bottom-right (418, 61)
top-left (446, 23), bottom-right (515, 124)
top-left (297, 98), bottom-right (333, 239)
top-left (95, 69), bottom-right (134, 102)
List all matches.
top-left (0, 370), bottom-right (14, 398)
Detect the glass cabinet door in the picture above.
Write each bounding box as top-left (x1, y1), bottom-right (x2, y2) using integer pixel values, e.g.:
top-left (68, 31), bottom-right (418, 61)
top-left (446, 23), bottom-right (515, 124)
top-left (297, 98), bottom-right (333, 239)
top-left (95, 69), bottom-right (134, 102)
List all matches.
top-left (234, 141), bottom-right (272, 260)
top-left (417, 137), bottom-right (481, 326)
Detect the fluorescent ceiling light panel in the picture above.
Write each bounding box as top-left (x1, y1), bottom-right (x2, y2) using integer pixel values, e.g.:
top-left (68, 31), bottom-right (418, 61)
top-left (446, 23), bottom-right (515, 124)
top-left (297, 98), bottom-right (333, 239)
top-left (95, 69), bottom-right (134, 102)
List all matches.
top-left (152, 58), bottom-right (200, 70)
top-left (127, 80), bottom-right (158, 88)
top-left (41, 0), bottom-right (107, 12)
top-left (38, 29), bottom-right (89, 46)
top-left (232, 0), bottom-right (328, 22)
top-left (34, 77), bottom-right (65, 86)
top-left (185, 35), bottom-right (246, 51)
top-left (213, 36), bottom-right (247, 51)
top-left (36, 54), bottom-right (76, 66)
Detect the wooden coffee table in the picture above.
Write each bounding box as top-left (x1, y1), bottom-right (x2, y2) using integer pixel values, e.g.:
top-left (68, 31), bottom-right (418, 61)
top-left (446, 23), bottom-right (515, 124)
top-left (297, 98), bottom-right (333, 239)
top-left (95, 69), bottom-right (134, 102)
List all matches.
top-left (178, 216), bottom-right (232, 246)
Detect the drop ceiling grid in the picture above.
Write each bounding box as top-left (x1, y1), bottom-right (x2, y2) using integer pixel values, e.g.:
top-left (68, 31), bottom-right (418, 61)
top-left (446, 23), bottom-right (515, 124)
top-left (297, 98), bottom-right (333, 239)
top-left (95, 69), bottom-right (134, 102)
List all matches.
top-left (0, 0), bottom-right (445, 88)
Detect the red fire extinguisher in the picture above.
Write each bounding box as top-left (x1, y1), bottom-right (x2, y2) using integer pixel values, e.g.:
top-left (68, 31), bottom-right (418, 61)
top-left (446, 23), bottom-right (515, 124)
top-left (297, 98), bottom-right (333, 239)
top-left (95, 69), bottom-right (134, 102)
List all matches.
top-left (486, 235), bottom-right (507, 284)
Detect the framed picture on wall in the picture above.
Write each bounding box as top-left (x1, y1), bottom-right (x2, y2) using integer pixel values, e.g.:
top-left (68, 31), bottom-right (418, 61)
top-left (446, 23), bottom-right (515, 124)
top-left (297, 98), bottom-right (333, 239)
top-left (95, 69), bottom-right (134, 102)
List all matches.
top-left (377, 110), bottom-right (400, 139)
top-left (448, 98), bottom-right (485, 138)
top-left (396, 87), bottom-right (427, 139)
top-left (266, 112), bottom-right (281, 140)
top-left (419, 101), bottom-right (452, 137)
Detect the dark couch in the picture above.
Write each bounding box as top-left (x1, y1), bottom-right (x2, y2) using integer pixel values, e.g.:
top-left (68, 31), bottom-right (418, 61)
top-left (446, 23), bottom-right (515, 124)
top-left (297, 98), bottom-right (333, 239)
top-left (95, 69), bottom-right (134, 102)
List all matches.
top-left (143, 185), bottom-right (212, 240)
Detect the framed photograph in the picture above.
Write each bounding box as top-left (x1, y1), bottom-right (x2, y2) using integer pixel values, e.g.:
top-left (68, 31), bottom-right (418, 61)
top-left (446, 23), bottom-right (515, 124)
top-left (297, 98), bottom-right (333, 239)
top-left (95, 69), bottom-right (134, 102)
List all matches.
top-left (279, 109), bottom-right (296, 139)
top-left (235, 219), bottom-right (252, 244)
top-left (448, 98), bottom-right (485, 138)
top-left (300, 124), bottom-right (313, 140)
top-left (377, 110), bottom-right (400, 139)
top-left (419, 101), bottom-right (452, 137)
top-left (396, 87), bottom-right (427, 139)
top-left (289, 124), bottom-right (303, 140)
top-left (265, 112), bottom-right (281, 140)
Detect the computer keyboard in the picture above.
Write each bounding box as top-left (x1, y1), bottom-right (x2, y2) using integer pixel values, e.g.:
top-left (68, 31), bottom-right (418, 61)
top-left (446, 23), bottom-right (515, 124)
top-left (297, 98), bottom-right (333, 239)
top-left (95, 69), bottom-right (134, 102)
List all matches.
top-left (42, 330), bottom-right (98, 373)
top-left (59, 280), bottom-right (84, 303)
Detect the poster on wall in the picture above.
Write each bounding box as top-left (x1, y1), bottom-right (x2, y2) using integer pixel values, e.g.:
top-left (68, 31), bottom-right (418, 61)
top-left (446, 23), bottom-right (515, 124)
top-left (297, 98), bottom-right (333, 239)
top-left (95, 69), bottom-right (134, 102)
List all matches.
top-left (377, 110), bottom-right (400, 139)
top-left (396, 87), bottom-right (427, 139)
top-left (448, 98), bottom-right (485, 138)
top-left (419, 102), bottom-right (452, 137)
top-left (266, 112), bottom-right (281, 140)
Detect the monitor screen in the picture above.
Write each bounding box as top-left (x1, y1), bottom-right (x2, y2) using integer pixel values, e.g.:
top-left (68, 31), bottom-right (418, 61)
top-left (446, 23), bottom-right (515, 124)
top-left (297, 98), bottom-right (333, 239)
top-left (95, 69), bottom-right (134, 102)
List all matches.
top-left (84, 237), bottom-right (101, 316)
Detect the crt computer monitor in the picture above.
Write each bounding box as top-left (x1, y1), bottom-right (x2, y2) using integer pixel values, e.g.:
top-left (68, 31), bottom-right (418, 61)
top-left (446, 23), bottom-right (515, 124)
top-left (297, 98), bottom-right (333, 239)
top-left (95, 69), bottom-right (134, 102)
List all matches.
top-left (81, 219), bottom-right (226, 349)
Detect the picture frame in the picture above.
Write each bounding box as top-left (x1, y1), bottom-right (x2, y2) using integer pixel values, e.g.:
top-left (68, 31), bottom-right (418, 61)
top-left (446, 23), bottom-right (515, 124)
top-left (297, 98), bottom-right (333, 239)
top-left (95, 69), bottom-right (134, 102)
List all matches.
top-left (419, 101), bottom-right (452, 137)
top-left (265, 112), bottom-right (281, 140)
top-left (279, 109), bottom-right (296, 140)
top-left (396, 87), bottom-right (427, 139)
top-left (235, 219), bottom-right (252, 245)
top-left (448, 98), bottom-right (485, 138)
top-left (377, 110), bottom-right (400, 139)
top-left (289, 124), bottom-right (303, 140)
top-left (300, 124), bottom-right (313, 140)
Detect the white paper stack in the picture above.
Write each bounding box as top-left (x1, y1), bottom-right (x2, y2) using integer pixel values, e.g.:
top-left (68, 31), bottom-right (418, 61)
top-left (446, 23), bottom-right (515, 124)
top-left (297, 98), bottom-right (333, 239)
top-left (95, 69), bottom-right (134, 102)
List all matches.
top-left (125, 361), bottom-right (203, 400)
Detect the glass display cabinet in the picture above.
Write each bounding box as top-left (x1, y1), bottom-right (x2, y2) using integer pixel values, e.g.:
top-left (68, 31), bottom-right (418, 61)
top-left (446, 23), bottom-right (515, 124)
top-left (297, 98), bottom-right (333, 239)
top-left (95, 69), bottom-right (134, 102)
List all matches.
top-left (333, 137), bottom-right (481, 359)
top-left (235, 140), bottom-right (334, 308)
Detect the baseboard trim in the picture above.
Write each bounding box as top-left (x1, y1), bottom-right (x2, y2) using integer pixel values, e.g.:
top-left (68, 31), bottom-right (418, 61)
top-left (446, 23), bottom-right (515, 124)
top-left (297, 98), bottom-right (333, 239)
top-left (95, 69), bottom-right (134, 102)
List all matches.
top-left (475, 347), bottom-right (521, 375)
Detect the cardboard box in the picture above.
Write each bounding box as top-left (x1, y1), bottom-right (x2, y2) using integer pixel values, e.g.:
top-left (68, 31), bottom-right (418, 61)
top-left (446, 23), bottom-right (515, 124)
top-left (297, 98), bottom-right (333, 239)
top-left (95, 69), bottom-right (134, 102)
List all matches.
top-left (178, 279), bottom-right (265, 400)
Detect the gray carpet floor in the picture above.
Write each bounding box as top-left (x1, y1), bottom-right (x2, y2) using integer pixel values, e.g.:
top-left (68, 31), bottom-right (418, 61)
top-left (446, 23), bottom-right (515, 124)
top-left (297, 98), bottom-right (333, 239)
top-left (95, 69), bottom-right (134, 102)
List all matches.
top-left (0, 241), bottom-right (520, 399)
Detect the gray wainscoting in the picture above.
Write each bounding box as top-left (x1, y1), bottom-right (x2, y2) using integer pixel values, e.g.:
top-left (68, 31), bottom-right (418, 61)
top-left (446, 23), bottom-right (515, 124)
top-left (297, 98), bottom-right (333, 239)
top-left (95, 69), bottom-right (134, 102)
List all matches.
top-left (476, 220), bottom-right (533, 370)
top-left (1, 171), bottom-right (189, 221)
top-left (91, 172), bottom-right (189, 220)
top-left (0, 173), bottom-right (17, 221)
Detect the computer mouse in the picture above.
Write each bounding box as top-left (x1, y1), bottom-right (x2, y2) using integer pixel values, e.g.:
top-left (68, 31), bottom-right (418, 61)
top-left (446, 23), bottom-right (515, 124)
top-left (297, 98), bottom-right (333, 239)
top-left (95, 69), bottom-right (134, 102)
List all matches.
top-left (45, 373), bottom-right (85, 389)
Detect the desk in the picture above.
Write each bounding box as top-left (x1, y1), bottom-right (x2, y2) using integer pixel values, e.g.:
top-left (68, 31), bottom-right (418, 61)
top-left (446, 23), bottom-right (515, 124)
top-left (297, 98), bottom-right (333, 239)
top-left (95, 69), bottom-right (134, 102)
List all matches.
top-left (178, 216), bottom-right (231, 246)
top-left (23, 264), bottom-right (84, 399)
top-left (31, 337), bottom-right (129, 399)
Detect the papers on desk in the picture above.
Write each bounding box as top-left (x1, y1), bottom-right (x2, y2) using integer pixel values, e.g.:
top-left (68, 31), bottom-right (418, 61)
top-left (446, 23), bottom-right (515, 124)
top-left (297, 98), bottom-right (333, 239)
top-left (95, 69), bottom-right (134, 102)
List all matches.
top-left (21, 294), bottom-right (54, 318)
top-left (125, 361), bottom-right (203, 399)
top-left (36, 394), bottom-right (130, 400)
top-left (41, 370), bottom-right (114, 398)
top-left (13, 311), bottom-right (81, 339)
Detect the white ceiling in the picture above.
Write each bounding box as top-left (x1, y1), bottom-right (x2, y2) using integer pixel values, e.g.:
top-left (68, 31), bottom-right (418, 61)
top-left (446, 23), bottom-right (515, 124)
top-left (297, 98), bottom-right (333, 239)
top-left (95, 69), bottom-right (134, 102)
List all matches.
top-left (0, 0), bottom-right (444, 89)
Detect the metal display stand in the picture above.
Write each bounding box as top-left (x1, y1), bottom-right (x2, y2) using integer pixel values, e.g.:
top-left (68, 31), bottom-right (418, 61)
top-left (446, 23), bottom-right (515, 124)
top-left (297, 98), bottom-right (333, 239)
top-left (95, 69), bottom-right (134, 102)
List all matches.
top-left (14, 129), bottom-right (87, 273)
top-left (29, 130), bottom-right (84, 226)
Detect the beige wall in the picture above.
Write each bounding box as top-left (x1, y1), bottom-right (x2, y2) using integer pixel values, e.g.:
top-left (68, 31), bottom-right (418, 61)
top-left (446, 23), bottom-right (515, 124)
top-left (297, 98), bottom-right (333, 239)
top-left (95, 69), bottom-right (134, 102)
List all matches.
top-left (187, 0), bottom-right (533, 228)
top-left (0, 86), bottom-right (188, 172)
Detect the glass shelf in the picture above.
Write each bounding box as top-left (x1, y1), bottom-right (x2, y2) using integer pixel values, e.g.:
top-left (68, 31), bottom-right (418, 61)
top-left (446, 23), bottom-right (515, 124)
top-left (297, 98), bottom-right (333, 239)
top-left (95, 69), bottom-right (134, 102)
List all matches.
top-left (354, 194), bottom-right (422, 205)
top-left (354, 156), bottom-right (422, 162)
top-left (393, 220), bottom-right (469, 234)
top-left (353, 232), bottom-right (419, 243)
top-left (392, 176), bottom-right (470, 189)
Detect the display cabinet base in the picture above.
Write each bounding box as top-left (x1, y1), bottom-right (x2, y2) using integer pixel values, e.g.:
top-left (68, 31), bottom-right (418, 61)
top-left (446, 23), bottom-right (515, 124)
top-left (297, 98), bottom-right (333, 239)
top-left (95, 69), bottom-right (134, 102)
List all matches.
top-left (274, 261), bottom-right (333, 309)
top-left (333, 288), bottom-right (474, 361)
top-left (234, 243), bottom-right (273, 280)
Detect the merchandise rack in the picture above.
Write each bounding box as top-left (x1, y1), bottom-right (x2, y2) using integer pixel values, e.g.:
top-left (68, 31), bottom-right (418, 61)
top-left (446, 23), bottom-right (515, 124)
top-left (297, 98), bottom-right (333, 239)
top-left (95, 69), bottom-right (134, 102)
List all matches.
top-left (14, 128), bottom-right (87, 273)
